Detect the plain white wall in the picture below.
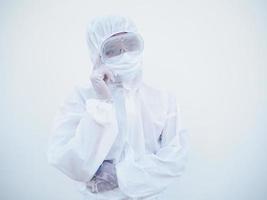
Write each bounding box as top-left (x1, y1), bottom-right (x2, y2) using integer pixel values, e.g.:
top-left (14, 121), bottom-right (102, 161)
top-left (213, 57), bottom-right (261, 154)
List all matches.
top-left (1, 0), bottom-right (266, 199)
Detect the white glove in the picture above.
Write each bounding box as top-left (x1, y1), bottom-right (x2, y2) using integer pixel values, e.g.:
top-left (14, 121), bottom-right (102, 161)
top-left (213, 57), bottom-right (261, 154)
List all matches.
top-left (90, 56), bottom-right (115, 100)
top-left (86, 160), bottom-right (118, 193)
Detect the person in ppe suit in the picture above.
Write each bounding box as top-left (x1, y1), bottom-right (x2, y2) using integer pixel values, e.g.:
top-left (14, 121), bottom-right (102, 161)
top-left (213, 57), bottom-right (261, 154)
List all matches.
top-left (46, 15), bottom-right (189, 200)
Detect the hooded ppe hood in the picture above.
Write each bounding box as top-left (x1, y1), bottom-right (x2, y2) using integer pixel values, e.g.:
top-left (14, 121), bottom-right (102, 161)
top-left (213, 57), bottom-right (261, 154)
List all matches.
top-left (86, 15), bottom-right (144, 89)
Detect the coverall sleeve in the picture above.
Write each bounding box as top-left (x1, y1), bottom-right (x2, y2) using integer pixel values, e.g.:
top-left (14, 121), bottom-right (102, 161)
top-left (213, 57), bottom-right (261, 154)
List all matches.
top-left (115, 93), bottom-right (189, 198)
top-left (46, 86), bottom-right (118, 183)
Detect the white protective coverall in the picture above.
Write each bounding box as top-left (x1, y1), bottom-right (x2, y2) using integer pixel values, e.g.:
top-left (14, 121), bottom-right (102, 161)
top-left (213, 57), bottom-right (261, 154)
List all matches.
top-left (46, 15), bottom-right (189, 200)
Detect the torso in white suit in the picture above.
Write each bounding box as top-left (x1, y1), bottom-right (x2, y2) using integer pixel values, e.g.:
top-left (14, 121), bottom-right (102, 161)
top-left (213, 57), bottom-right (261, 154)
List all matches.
top-left (47, 72), bottom-right (188, 200)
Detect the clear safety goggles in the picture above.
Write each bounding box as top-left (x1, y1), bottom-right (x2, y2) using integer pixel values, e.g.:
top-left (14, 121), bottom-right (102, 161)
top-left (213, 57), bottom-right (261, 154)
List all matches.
top-left (100, 32), bottom-right (144, 63)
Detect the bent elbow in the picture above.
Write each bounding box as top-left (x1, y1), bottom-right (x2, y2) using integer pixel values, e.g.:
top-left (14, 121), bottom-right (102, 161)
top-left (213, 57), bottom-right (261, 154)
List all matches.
top-left (46, 147), bottom-right (93, 182)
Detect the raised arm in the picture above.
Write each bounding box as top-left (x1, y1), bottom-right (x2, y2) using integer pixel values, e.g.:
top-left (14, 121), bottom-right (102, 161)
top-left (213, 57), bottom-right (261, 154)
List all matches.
top-left (46, 85), bottom-right (118, 183)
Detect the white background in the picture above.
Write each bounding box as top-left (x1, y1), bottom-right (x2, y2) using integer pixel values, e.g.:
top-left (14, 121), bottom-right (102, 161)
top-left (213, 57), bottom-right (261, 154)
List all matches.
top-left (1, 0), bottom-right (266, 199)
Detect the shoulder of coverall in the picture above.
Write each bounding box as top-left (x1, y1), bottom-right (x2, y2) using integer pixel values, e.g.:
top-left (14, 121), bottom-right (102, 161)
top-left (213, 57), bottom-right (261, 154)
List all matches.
top-left (142, 82), bottom-right (178, 104)
top-left (66, 82), bottom-right (179, 110)
top-left (67, 82), bottom-right (145, 103)
top-left (141, 82), bottom-right (180, 119)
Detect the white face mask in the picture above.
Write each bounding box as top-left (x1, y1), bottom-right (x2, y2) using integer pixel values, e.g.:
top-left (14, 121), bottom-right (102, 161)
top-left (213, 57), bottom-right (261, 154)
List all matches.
top-left (103, 52), bottom-right (143, 82)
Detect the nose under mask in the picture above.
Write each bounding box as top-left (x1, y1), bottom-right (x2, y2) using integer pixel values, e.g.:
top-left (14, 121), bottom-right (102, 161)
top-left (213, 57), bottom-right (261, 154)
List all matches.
top-left (101, 52), bottom-right (143, 82)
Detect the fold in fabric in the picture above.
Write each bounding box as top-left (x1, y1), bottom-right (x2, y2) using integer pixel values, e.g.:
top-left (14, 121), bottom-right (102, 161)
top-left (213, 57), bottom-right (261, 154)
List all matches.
top-left (47, 86), bottom-right (118, 182)
top-left (115, 95), bottom-right (189, 198)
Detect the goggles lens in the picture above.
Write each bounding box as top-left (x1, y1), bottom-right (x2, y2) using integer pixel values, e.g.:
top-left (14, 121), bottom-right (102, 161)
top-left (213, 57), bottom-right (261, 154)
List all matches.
top-left (101, 32), bottom-right (144, 62)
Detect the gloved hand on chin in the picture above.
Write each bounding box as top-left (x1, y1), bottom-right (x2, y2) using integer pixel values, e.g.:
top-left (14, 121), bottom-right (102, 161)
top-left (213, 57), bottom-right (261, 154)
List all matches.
top-left (90, 55), bottom-right (115, 101)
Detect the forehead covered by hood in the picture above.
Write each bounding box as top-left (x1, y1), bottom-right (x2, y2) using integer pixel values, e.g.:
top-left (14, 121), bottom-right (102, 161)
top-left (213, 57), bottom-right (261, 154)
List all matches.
top-left (86, 15), bottom-right (139, 64)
